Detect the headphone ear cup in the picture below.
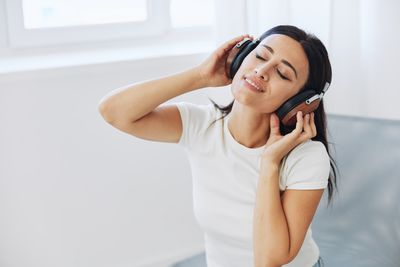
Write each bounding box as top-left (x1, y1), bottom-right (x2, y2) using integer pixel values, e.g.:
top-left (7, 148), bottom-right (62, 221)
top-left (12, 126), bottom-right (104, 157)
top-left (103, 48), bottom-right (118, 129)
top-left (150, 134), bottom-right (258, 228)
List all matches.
top-left (226, 39), bottom-right (259, 79)
top-left (276, 90), bottom-right (322, 126)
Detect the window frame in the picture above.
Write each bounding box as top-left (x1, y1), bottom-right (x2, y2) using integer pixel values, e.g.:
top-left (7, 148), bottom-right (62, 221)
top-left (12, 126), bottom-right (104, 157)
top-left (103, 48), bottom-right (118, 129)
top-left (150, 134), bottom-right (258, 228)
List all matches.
top-left (0, 0), bottom-right (238, 75)
top-left (4, 0), bottom-right (171, 48)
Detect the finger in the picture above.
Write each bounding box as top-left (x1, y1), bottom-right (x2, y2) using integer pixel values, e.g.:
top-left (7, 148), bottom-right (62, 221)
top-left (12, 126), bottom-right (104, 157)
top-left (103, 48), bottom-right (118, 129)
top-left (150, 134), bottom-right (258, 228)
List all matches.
top-left (293, 111), bottom-right (303, 136)
top-left (269, 113), bottom-right (281, 137)
top-left (214, 35), bottom-right (251, 60)
top-left (303, 113), bottom-right (312, 137)
top-left (221, 34), bottom-right (251, 52)
top-left (310, 112), bottom-right (317, 136)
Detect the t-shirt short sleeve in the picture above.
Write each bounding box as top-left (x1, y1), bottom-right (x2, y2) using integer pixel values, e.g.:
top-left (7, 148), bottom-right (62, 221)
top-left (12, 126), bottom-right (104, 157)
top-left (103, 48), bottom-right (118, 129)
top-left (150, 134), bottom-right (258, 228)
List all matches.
top-left (280, 140), bottom-right (331, 190)
top-left (175, 101), bottom-right (216, 150)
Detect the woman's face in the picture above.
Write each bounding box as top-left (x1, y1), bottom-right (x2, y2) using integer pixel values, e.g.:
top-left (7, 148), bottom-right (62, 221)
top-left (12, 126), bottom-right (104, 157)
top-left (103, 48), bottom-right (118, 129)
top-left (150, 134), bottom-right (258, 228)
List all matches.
top-left (231, 34), bottom-right (309, 113)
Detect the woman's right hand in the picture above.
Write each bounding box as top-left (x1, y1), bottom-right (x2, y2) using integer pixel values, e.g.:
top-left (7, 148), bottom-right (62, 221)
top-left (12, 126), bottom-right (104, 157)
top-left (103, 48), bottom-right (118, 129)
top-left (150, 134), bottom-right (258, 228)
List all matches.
top-left (196, 34), bottom-right (254, 88)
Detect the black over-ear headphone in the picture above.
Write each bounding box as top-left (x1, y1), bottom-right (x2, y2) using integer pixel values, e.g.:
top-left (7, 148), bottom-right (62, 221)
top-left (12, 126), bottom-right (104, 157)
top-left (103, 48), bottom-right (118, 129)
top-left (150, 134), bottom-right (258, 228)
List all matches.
top-left (225, 37), bottom-right (330, 126)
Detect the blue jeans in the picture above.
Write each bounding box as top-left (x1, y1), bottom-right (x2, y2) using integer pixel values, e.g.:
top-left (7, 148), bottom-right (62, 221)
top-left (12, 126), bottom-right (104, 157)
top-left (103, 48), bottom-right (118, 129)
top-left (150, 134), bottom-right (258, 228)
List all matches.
top-left (312, 256), bottom-right (324, 267)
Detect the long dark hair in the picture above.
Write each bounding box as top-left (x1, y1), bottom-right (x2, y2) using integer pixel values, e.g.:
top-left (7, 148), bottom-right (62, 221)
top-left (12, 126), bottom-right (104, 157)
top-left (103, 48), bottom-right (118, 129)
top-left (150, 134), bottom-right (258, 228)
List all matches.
top-left (208, 25), bottom-right (339, 207)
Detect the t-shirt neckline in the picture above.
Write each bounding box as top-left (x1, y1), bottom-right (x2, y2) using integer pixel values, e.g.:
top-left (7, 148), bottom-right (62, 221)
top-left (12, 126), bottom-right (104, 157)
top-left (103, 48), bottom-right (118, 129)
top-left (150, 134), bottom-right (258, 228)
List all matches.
top-left (224, 113), bottom-right (266, 156)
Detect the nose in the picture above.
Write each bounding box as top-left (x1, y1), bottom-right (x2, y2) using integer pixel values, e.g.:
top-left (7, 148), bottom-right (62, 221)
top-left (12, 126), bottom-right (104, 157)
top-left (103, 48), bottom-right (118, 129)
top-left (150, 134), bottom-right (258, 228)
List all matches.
top-left (254, 63), bottom-right (272, 81)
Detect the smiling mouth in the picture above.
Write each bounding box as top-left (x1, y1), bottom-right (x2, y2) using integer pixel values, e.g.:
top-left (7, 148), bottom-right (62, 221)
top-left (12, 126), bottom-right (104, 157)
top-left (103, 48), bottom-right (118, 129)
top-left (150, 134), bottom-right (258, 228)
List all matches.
top-left (244, 77), bottom-right (265, 92)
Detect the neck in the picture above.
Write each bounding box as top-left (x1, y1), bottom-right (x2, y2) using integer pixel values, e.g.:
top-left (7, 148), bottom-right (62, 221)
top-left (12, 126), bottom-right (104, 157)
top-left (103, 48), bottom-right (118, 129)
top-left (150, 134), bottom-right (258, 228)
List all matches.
top-left (227, 101), bottom-right (271, 148)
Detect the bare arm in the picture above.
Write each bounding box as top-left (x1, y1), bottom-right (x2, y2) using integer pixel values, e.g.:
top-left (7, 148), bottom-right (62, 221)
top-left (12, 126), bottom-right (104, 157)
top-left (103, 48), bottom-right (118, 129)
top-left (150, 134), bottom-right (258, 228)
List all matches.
top-left (98, 34), bottom-right (253, 143)
top-left (98, 67), bottom-right (205, 125)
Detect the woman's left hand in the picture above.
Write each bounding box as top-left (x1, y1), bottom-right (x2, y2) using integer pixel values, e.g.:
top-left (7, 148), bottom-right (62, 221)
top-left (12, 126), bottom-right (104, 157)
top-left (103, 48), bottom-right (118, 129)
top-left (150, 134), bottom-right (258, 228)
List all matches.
top-left (260, 111), bottom-right (317, 167)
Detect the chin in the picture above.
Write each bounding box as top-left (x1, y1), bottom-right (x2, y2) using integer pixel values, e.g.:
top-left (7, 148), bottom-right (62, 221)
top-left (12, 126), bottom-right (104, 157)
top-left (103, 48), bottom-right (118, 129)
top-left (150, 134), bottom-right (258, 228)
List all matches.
top-left (231, 91), bottom-right (256, 107)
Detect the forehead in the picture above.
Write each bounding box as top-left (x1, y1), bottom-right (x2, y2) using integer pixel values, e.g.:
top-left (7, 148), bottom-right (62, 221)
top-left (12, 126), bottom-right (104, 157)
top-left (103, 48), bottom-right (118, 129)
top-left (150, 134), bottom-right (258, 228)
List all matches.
top-left (258, 34), bottom-right (309, 80)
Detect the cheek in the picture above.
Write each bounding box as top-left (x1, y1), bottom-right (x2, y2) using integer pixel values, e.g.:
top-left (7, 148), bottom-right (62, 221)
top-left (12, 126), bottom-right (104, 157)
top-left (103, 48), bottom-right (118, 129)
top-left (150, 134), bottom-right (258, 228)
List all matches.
top-left (270, 82), bottom-right (297, 102)
top-left (278, 88), bottom-right (300, 107)
top-left (230, 77), bottom-right (245, 98)
top-left (235, 55), bottom-right (254, 76)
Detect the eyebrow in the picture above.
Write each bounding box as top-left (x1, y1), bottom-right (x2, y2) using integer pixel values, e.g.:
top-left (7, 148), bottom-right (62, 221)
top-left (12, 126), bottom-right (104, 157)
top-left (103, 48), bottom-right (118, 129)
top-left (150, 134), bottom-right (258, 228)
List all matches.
top-left (261, 44), bottom-right (298, 79)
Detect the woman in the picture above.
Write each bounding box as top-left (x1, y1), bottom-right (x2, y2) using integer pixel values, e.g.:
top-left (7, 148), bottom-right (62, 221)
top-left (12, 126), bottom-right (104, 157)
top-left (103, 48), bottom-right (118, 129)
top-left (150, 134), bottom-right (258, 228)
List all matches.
top-left (98, 25), bottom-right (338, 267)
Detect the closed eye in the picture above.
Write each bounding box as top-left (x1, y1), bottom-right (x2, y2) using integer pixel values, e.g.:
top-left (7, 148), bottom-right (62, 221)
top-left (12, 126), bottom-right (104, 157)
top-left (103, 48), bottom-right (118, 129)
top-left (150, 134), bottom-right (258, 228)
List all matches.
top-left (255, 53), bottom-right (290, 81)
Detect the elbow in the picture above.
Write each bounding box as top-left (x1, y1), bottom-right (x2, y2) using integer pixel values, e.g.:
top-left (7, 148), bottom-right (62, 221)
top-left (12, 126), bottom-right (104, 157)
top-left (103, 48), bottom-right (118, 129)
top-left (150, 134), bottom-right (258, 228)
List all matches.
top-left (98, 101), bottom-right (115, 124)
top-left (98, 100), bottom-right (108, 115)
top-left (256, 260), bottom-right (291, 267)
top-left (255, 254), bottom-right (293, 267)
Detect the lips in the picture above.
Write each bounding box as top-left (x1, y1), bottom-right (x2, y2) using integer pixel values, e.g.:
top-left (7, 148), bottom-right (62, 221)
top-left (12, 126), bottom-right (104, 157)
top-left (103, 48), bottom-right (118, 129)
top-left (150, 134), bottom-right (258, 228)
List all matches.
top-left (243, 75), bottom-right (265, 92)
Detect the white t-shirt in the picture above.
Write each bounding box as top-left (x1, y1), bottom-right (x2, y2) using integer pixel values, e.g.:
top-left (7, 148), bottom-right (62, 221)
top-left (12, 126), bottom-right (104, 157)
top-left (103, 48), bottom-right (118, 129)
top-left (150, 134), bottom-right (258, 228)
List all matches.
top-left (175, 101), bottom-right (330, 267)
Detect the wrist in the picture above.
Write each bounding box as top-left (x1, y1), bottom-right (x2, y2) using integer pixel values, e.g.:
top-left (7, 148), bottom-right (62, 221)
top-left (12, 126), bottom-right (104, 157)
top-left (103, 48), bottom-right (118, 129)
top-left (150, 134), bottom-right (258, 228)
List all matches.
top-left (191, 66), bottom-right (209, 88)
top-left (260, 156), bottom-right (280, 167)
top-left (260, 160), bottom-right (280, 173)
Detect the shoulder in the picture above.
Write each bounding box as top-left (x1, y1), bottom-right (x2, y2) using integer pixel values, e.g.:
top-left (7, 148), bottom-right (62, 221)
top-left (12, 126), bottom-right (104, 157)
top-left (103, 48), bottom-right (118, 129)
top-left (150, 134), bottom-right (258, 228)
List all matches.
top-left (279, 140), bottom-right (331, 190)
top-left (175, 101), bottom-right (219, 122)
top-left (175, 101), bottom-right (221, 150)
top-left (286, 140), bottom-right (329, 162)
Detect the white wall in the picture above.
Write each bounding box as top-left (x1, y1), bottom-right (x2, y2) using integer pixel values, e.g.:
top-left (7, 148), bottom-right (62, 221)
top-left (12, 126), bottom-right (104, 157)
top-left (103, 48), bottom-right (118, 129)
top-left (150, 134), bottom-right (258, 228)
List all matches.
top-left (1, 1), bottom-right (400, 267)
top-left (248, 0), bottom-right (400, 121)
top-left (0, 55), bottom-right (226, 267)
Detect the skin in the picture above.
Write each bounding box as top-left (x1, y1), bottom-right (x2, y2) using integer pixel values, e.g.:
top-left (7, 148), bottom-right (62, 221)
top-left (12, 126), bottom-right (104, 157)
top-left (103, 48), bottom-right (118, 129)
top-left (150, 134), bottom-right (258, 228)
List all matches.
top-left (198, 34), bottom-right (323, 266)
top-left (197, 32), bottom-right (318, 165)
top-left (228, 35), bottom-right (321, 266)
top-left (229, 34), bottom-right (310, 151)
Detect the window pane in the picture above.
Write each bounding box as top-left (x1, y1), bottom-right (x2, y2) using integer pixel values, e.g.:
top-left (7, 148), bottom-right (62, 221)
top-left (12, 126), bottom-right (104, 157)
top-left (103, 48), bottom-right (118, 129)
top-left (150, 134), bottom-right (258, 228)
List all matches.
top-left (170, 0), bottom-right (215, 28)
top-left (22, 0), bottom-right (148, 29)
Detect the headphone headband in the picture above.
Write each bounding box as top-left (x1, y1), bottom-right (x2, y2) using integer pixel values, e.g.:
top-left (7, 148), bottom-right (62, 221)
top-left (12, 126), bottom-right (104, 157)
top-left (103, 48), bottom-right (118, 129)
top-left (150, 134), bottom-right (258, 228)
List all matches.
top-left (227, 36), bottom-right (331, 126)
top-left (322, 82), bottom-right (330, 94)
